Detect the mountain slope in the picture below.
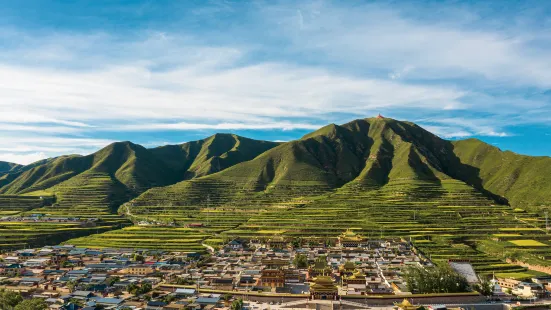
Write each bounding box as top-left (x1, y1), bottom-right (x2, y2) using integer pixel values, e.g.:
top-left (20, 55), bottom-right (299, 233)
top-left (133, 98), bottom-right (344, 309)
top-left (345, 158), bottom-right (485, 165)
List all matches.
top-left (130, 117), bottom-right (551, 211)
top-left (149, 133), bottom-right (280, 180)
top-left (130, 118), bottom-right (460, 207)
top-left (451, 139), bottom-right (551, 208)
top-left (0, 161), bottom-right (22, 173)
top-left (0, 135), bottom-right (279, 211)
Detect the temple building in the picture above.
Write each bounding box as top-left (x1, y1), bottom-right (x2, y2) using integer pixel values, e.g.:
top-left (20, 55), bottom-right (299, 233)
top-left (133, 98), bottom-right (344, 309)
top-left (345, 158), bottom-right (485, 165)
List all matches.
top-left (343, 270), bottom-right (368, 295)
top-left (257, 269), bottom-right (285, 288)
top-left (394, 299), bottom-right (419, 310)
top-left (339, 261), bottom-right (356, 277)
top-left (309, 276), bottom-right (339, 300)
top-left (267, 236), bottom-right (288, 249)
top-left (338, 229), bottom-right (367, 248)
top-left (307, 256), bottom-right (332, 280)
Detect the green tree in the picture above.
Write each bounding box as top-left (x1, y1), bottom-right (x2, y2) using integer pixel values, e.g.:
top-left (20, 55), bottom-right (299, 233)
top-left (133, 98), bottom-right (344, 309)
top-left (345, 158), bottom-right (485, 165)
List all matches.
top-left (14, 298), bottom-right (48, 310)
top-left (221, 293), bottom-right (233, 304)
top-left (474, 278), bottom-right (493, 297)
top-left (134, 253), bottom-right (145, 263)
top-left (107, 276), bottom-right (120, 287)
top-left (0, 289), bottom-right (23, 309)
top-left (293, 254), bottom-right (308, 268)
top-left (127, 283), bottom-right (139, 295)
top-left (62, 261), bottom-right (74, 268)
top-left (66, 280), bottom-right (78, 293)
top-left (230, 298), bottom-right (243, 310)
top-left (405, 265), bottom-right (470, 294)
top-left (139, 282), bottom-right (152, 295)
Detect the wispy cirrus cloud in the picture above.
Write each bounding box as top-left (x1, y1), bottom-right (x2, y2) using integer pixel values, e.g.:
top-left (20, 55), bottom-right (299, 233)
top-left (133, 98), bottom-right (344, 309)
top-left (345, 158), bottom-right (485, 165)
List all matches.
top-left (0, 0), bottom-right (551, 164)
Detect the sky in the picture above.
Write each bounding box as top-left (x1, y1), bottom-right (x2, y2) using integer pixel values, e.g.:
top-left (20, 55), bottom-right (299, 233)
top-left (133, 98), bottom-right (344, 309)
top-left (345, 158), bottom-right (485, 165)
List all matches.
top-left (1, 0), bottom-right (551, 165)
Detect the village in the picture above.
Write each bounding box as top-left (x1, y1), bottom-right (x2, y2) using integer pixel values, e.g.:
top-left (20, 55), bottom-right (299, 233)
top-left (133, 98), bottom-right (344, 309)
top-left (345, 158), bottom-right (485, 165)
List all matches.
top-left (0, 230), bottom-right (550, 310)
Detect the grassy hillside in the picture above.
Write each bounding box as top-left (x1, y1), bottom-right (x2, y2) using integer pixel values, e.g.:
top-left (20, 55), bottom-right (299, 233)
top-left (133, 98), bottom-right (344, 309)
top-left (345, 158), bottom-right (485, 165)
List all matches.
top-left (130, 118), bottom-right (460, 208)
top-left (451, 139), bottom-right (551, 209)
top-left (149, 133), bottom-right (279, 179)
top-left (0, 161), bottom-right (22, 173)
top-left (2, 116), bottom-right (551, 254)
top-left (0, 136), bottom-right (279, 213)
top-left (130, 117), bottom-right (551, 213)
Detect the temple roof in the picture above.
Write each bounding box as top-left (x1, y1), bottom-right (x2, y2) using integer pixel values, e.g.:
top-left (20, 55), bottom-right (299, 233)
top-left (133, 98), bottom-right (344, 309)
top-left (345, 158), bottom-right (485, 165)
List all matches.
top-left (345, 270), bottom-right (366, 280)
top-left (395, 299), bottom-right (418, 310)
top-left (339, 229), bottom-right (366, 241)
top-left (310, 276), bottom-right (338, 292)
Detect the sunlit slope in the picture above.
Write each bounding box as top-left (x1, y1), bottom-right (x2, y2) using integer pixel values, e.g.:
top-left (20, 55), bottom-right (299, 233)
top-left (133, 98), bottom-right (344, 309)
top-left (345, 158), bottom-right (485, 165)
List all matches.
top-left (130, 118), bottom-right (461, 208)
top-left (0, 135), bottom-right (279, 211)
top-left (451, 139), bottom-right (551, 209)
top-left (149, 133), bottom-right (280, 179)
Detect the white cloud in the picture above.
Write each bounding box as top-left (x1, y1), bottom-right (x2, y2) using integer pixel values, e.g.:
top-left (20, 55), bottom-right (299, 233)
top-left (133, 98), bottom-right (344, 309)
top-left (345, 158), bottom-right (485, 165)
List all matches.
top-left (266, 1), bottom-right (551, 87)
top-left (115, 121), bottom-right (322, 131)
top-left (1, 1), bottom-right (550, 161)
top-left (0, 37), bottom-right (467, 127)
top-left (421, 125), bottom-right (473, 139)
top-left (0, 152), bottom-right (48, 165)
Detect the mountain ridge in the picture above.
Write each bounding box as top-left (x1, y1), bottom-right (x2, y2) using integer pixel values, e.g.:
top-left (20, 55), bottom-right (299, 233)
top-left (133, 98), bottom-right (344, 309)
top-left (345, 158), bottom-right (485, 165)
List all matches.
top-left (1, 117), bottom-right (549, 212)
top-left (129, 117), bottom-right (550, 210)
top-left (0, 134), bottom-right (280, 210)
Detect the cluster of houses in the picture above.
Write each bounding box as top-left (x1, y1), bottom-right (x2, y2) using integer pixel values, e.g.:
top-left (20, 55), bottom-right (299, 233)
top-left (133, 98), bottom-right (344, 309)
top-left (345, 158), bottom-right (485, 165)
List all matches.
top-left (494, 276), bottom-right (551, 299)
top-left (0, 244), bottom-right (210, 309)
top-left (2, 229), bottom-right (551, 309)
top-left (185, 230), bottom-right (426, 300)
top-left (0, 214), bottom-right (98, 225)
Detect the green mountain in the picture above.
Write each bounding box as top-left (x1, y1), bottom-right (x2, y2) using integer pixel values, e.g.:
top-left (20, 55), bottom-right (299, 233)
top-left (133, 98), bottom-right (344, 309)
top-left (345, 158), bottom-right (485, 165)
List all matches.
top-left (0, 135), bottom-right (279, 210)
top-left (451, 139), bottom-right (551, 208)
top-left (0, 161), bottom-right (22, 173)
top-left (1, 118), bottom-right (549, 214)
top-left (130, 117), bottom-right (551, 211)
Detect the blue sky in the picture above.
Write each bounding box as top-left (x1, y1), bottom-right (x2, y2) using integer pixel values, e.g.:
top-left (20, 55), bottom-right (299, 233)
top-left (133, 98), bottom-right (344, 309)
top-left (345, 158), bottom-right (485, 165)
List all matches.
top-left (1, 0), bottom-right (551, 164)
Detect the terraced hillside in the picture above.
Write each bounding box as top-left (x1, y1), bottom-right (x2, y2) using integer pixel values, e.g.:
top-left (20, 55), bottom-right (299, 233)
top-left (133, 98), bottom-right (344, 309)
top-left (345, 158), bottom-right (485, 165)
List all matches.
top-left (72, 116), bottom-right (548, 274)
top-left (0, 135), bottom-right (279, 249)
top-left (0, 135), bottom-right (279, 210)
top-left (2, 116), bottom-right (551, 268)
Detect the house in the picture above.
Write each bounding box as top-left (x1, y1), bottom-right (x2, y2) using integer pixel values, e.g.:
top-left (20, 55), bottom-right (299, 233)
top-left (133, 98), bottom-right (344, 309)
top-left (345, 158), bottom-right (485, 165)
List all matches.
top-left (163, 303), bottom-right (188, 310)
top-left (338, 230), bottom-right (366, 248)
top-left (496, 277), bottom-right (521, 290)
top-left (174, 288), bottom-right (196, 297)
top-left (210, 277), bottom-right (234, 290)
top-left (123, 264), bottom-right (155, 275)
top-left (227, 239), bottom-right (245, 251)
top-left (93, 297), bottom-right (124, 307)
top-left (70, 291), bottom-right (95, 300)
top-left (67, 269), bottom-right (90, 279)
top-left (146, 301), bottom-right (168, 310)
top-left (1, 263), bottom-right (26, 276)
top-left (513, 282), bottom-right (546, 298)
top-left (24, 258), bottom-right (51, 267)
top-left (19, 277), bottom-right (45, 286)
top-left (195, 296), bottom-right (221, 307)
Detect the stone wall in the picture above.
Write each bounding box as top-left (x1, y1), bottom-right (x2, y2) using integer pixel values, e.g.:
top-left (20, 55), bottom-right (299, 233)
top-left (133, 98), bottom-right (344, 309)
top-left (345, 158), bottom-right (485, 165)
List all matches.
top-left (342, 293), bottom-right (486, 305)
top-left (506, 259), bottom-right (551, 274)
